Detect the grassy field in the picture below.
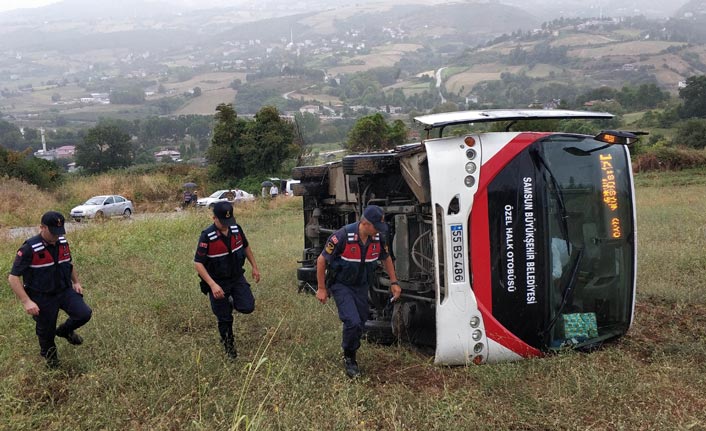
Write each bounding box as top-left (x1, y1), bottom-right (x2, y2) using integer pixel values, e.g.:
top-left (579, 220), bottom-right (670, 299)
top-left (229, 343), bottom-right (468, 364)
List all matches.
top-left (1, 175), bottom-right (706, 430)
top-left (568, 41), bottom-right (687, 59)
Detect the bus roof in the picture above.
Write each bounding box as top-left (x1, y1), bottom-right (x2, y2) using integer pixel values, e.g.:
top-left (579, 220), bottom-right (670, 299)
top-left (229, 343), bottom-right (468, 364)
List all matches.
top-left (414, 109), bottom-right (614, 130)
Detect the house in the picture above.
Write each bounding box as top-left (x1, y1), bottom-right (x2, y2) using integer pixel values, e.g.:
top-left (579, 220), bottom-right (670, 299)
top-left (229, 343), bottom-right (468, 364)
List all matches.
top-left (154, 149), bottom-right (181, 162)
top-left (299, 105), bottom-right (320, 115)
top-left (55, 145), bottom-right (75, 158)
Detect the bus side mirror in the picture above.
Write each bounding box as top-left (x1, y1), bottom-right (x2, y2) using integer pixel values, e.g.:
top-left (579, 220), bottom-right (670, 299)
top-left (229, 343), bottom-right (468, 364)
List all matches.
top-left (594, 130), bottom-right (648, 146)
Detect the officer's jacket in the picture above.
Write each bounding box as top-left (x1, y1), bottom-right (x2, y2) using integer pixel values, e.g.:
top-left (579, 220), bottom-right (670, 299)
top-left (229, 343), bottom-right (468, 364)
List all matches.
top-left (19, 235), bottom-right (73, 294)
top-left (323, 222), bottom-right (388, 286)
top-left (194, 224), bottom-right (248, 284)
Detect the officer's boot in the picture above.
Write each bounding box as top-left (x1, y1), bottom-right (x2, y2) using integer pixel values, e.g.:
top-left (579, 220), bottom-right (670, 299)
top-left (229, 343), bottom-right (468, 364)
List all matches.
top-left (343, 350), bottom-right (360, 378)
top-left (218, 322), bottom-right (237, 360)
top-left (56, 323), bottom-right (83, 345)
top-left (41, 346), bottom-right (60, 369)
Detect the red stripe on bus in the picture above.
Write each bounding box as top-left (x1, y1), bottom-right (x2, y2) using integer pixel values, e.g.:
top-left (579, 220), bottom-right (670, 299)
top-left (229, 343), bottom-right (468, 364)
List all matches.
top-left (470, 132), bottom-right (548, 357)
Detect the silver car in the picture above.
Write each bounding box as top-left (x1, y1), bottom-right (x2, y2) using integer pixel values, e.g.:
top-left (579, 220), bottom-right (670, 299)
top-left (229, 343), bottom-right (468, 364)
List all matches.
top-left (70, 195), bottom-right (134, 221)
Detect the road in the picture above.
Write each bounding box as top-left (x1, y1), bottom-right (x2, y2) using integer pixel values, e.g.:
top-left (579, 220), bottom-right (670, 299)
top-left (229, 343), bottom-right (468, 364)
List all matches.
top-left (436, 66), bottom-right (447, 104)
top-left (5, 212), bottom-right (181, 240)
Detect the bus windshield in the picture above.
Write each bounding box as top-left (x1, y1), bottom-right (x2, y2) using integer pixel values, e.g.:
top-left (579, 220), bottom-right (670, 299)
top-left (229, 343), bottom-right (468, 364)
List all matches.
top-left (487, 134), bottom-right (636, 350)
top-left (539, 136), bottom-right (635, 348)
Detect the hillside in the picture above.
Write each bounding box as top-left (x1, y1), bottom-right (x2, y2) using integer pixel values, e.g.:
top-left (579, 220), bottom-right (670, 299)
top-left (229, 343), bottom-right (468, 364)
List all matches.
top-left (2, 0), bottom-right (706, 126)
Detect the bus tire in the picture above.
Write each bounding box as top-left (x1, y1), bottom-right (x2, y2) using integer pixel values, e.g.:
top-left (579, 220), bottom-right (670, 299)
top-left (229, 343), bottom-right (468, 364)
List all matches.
top-left (292, 165), bottom-right (328, 180)
top-left (364, 319), bottom-right (396, 345)
top-left (342, 153), bottom-right (397, 175)
top-left (292, 182), bottom-right (325, 197)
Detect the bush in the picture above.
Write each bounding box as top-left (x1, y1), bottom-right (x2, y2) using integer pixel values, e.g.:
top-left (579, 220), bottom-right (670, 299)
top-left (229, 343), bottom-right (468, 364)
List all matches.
top-left (633, 146), bottom-right (706, 172)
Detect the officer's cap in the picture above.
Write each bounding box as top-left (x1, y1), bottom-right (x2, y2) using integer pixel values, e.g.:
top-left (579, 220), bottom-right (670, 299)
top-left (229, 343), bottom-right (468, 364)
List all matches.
top-left (362, 205), bottom-right (387, 233)
top-left (41, 211), bottom-right (66, 235)
top-left (213, 201), bottom-right (236, 227)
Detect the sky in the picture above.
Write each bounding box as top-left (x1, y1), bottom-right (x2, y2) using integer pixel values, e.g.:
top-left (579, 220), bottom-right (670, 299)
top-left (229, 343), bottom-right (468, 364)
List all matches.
top-left (0, 0), bottom-right (61, 13)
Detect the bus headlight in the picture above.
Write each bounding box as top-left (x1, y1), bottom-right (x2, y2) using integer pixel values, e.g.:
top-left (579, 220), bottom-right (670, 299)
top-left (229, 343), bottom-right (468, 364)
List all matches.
top-left (472, 329), bottom-right (482, 341)
top-left (466, 148), bottom-right (476, 159)
top-left (465, 162), bottom-right (477, 174)
top-left (464, 176), bottom-right (475, 187)
top-left (470, 316), bottom-right (480, 328)
top-left (474, 342), bottom-right (484, 353)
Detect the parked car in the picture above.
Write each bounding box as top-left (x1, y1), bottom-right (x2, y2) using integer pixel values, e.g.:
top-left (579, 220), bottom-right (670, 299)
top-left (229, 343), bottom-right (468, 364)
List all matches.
top-left (282, 179), bottom-right (300, 196)
top-left (70, 195), bottom-right (134, 222)
top-left (196, 189), bottom-right (255, 208)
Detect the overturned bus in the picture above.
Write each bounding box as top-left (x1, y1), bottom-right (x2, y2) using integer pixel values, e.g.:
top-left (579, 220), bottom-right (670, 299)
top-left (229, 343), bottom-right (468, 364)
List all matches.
top-left (293, 109), bottom-right (639, 365)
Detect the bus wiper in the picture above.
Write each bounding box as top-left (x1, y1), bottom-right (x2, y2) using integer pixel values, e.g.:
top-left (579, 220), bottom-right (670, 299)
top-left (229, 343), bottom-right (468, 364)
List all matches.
top-left (542, 247), bottom-right (585, 338)
top-left (530, 149), bottom-right (570, 251)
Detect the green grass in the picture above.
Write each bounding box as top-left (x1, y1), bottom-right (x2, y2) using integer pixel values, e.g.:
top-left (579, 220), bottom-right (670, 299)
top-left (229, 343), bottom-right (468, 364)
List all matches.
top-left (1, 188), bottom-right (706, 429)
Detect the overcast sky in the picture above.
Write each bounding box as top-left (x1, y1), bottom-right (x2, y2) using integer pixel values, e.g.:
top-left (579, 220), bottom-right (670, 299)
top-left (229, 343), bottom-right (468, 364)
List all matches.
top-left (0, 0), bottom-right (61, 13)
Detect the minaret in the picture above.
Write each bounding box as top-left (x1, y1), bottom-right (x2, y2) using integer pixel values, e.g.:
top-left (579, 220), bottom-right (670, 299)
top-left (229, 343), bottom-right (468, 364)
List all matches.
top-left (41, 127), bottom-right (47, 153)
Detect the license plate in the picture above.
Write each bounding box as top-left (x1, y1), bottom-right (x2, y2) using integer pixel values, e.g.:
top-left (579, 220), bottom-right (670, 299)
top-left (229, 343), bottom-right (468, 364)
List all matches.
top-left (450, 224), bottom-right (465, 283)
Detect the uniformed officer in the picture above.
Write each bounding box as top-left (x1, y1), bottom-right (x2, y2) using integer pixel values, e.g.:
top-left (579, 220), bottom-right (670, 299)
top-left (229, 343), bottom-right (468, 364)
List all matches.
top-left (8, 211), bottom-right (93, 368)
top-left (316, 205), bottom-right (401, 378)
top-left (194, 201), bottom-right (261, 360)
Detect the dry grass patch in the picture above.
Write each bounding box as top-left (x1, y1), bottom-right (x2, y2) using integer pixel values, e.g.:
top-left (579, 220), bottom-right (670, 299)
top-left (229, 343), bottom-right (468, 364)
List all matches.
top-left (0, 178), bottom-right (60, 228)
top-left (175, 87), bottom-right (237, 116)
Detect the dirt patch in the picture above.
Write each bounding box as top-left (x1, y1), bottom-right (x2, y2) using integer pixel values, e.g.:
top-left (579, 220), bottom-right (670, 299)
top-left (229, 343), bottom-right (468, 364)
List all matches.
top-left (364, 354), bottom-right (471, 394)
top-left (623, 297), bottom-right (706, 363)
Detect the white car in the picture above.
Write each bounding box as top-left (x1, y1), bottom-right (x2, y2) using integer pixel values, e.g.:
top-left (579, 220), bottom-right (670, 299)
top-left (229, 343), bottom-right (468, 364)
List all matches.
top-left (70, 195), bottom-right (134, 221)
top-left (196, 189), bottom-right (255, 208)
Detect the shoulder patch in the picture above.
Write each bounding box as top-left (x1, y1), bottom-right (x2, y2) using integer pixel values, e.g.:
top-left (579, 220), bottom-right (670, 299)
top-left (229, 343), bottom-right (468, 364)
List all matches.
top-left (331, 235), bottom-right (338, 244)
top-left (325, 241), bottom-right (335, 254)
top-left (17, 250), bottom-right (23, 257)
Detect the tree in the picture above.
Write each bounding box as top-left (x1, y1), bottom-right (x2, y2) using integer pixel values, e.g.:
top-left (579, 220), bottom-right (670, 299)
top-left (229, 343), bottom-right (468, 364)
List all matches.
top-left (672, 119), bottom-right (706, 149)
top-left (294, 112), bottom-right (321, 142)
top-left (193, 86), bottom-right (202, 97)
top-left (0, 146), bottom-right (62, 189)
top-left (346, 113), bottom-right (408, 152)
top-left (679, 75), bottom-right (706, 119)
top-left (207, 104), bottom-right (296, 179)
top-left (0, 119), bottom-right (23, 150)
top-left (75, 124), bottom-right (133, 173)
top-left (109, 87), bottom-right (145, 104)
top-left (207, 103), bottom-right (248, 179)
top-left (241, 105), bottom-right (296, 175)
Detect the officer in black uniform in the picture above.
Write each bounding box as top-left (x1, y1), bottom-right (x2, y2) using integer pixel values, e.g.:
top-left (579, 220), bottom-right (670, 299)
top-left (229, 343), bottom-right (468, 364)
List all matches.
top-left (316, 205), bottom-right (401, 378)
top-left (194, 201), bottom-right (261, 360)
top-left (8, 211), bottom-right (93, 368)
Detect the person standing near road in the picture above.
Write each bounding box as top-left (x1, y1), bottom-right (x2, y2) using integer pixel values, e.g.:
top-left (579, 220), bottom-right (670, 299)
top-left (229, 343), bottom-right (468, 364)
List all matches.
top-left (270, 185), bottom-right (279, 199)
top-left (316, 205), bottom-right (401, 378)
top-left (8, 211), bottom-right (93, 368)
top-left (194, 201), bottom-right (261, 360)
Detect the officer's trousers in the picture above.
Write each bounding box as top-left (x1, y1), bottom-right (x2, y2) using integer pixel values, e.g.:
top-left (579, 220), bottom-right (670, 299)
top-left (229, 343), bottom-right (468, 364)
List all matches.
top-left (329, 282), bottom-right (369, 353)
top-left (208, 274), bottom-right (255, 324)
top-left (31, 288), bottom-right (92, 356)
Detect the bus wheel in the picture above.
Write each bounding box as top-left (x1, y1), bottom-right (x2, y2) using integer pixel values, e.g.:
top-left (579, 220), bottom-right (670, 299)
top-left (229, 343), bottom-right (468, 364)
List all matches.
top-left (364, 319), bottom-right (396, 345)
top-left (292, 165), bottom-right (328, 180)
top-left (292, 181), bottom-right (325, 197)
top-left (342, 153), bottom-right (396, 175)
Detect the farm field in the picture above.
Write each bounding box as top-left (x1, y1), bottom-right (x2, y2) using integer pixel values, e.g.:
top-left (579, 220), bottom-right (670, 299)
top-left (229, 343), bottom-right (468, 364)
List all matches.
top-left (327, 44), bottom-right (423, 76)
top-left (174, 87), bottom-right (237, 116)
top-left (568, 40), bottom-right (687, 59)
top-left (1, 171), bottom-right (705, 430)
